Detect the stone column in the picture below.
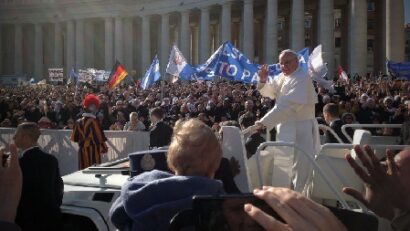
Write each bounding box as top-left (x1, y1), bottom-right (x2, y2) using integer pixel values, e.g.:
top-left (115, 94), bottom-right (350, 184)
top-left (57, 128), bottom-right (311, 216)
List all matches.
top-left (75, 19), bottom-right (84, 70)
top-left (290, 0), bottom-right (304, 51)
top-left (172, 25), bottom-right (179, 45)
top-left (34, 23), bottom-right (43, 79)
top-left (141, 15), bottom-right (151, 74)
top-left (311, 10), bottom-right (318, 47)
top-left (242, 0), bottom-right (254, 60)
top-left (340, 6), bottom-right (348, 69)
top-left (191, 25), bottom-right (199, 64)
top-left (54, 22), bottom-right (63, 67)
top-left (212, 23), bottom-right (220, 52)
top-left (0, 25), bottom-right (2, 74)
top-left (200, 6), bottom-right (210, 63)
top-left (374, 0), bottom-right (386, 72)
top-left (221, 1), bottom-right (232, 43)
top-left (160, 13), bottom-right (170, 76)
top-left (318, 0), bottom-right (334, 76)
top-left (14, 23), bottom-right (23, 74)
top-left (105, 17), bottom-right (114, 70)
top-left (264, 0), bottom-right (278, 63)
top-left (180, 10), bottom-right (190, 61)
top-left (114, 17), bottom-right (123, 63)
top-left (386, 0), bottom-right (405, 62)
top-left (348, 0), bottom-right (367, 76)
top-left (66, 20), bottom-right (75, 74)
top-left (84, 21), bottom-right (95, 68)
top-left (123, 18), bottom-right (133, 70)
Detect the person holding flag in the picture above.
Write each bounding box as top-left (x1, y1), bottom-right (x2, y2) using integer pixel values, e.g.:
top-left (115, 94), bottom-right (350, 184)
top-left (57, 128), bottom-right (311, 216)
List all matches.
top-left (141, 56), bottom-right (161, 90)
top-left (256, 49), bottom-right (320, 193)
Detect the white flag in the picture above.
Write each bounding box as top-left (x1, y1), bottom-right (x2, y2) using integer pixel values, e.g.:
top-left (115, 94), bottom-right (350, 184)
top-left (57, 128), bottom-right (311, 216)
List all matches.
top-left (308, 44), bottom-right (334, 92)
top-left (308, 45), bottom-right (328, 78)
top-left (166, 45), bottom-right (188, 77)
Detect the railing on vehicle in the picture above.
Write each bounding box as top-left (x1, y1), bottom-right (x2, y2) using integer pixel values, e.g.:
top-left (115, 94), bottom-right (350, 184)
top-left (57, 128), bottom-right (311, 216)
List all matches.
top-left (341, 124), bottom-right (402, 143)
top-left (253, 141), bottom-right (352, 210)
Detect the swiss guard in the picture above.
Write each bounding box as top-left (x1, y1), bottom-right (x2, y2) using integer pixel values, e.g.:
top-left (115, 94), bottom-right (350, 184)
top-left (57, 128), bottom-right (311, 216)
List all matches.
top-left (71, 94), bottom-right (108, 169)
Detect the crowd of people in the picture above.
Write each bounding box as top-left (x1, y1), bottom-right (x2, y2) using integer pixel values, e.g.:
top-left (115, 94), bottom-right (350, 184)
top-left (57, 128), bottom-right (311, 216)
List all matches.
top-left (0, 73), bottom-right (409, 141)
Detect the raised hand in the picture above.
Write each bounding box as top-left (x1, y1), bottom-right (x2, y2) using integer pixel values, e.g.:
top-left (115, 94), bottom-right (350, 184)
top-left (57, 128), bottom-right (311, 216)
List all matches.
top-left (343, 145), bottom-right (408, 219)
top-left (258, 64), bottom-right (269, 83)
top-left (0, 144), bottom-right (23, 222)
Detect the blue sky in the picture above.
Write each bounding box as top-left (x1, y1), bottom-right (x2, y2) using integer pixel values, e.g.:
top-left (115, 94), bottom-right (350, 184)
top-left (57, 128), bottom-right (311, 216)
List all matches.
top-left (406, 1), bottom-right (410, 23)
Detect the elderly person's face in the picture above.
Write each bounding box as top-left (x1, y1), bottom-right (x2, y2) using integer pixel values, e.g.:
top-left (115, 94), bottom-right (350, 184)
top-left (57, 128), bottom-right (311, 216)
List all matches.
top-left (131, 114), bottom-right (138, 123)
top-left (279, 52), bottom-right (299, 76)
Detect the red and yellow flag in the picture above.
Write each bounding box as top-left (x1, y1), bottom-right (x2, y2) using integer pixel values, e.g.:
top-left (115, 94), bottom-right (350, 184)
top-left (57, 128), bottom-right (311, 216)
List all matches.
top-left (108, 61), bottom-right (128, 90)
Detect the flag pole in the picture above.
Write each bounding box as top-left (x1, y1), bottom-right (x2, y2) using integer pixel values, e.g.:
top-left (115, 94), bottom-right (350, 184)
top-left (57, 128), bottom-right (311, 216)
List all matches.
top-left (160, 79), bottom-right (165, 101)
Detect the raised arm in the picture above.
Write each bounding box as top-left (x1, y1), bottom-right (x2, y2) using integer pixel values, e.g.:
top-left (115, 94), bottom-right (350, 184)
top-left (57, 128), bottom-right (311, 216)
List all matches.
top-left (257, 64), bottom-right (278, 100)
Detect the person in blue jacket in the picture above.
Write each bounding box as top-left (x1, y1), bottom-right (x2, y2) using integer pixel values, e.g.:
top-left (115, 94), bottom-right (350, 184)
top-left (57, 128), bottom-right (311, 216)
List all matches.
top-left (109, 119), bottom-right (224, 231)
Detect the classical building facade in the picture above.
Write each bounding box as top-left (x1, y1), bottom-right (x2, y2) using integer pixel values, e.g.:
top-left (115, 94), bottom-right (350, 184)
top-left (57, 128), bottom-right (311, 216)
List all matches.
top-left (0, 0), bottom-right (405, 80)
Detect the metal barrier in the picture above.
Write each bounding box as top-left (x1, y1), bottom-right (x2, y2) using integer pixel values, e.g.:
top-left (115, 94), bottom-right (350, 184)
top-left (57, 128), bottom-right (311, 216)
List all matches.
top-left (341, 124), bottom-right (402, 143)
top-left (0, 128), bottom-right (150, 175)
top-left (320, 143), bottom-right (406, 151)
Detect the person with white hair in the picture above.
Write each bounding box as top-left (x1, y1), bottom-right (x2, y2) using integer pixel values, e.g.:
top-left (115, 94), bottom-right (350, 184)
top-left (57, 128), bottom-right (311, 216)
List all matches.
top-left (123, 112), bottom-right (146, 131)
top-left (256, 49), bottom-right (320, 192)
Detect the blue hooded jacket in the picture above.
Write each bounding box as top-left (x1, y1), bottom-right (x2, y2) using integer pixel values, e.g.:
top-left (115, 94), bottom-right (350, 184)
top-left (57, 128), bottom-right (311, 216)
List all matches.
top-left (109, 170), bottom-right (224, 231)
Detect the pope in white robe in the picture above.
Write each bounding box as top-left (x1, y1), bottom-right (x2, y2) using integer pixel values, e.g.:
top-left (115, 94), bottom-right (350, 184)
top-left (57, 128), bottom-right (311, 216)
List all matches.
top-left (256, 50), bottom-right (320, 192)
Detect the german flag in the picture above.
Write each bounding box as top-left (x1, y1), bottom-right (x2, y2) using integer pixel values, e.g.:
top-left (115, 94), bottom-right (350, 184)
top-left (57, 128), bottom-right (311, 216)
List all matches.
top-left (108, 61), bottom-right (128, 90)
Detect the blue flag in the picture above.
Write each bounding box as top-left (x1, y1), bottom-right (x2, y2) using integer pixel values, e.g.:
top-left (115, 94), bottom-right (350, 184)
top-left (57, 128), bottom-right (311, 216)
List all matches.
top-left (165, 41), bottom-right (313, 84)
top-left (387, 60), bottom-right (410, 79)
top-left (68, 68), bottom-right (79, 84)
top-left (193, 42), bottom-right (311, 83)
top-left (141, 56), bottom-right (161, 90)
top-left (194, 42), bottom-right (259, 83)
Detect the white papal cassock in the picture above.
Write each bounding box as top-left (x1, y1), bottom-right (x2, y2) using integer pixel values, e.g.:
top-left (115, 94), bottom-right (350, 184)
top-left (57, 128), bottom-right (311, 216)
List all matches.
top-left (257, 65), bottom-right (320, 193)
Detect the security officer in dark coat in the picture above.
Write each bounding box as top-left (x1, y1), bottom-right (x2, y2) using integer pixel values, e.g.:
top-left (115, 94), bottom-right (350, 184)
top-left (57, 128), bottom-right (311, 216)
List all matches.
top-left (13, 122), bottom-right (63, 231)
top-left (323, 103), bottom-right (349, 143)
top-left (149, 107), bottom-right (173, 148)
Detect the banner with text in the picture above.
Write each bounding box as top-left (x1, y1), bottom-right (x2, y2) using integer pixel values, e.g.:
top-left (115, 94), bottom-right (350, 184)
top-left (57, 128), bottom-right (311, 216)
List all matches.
top-left (387, 61), bottom-right (410, 79)
top-left (78, 69), bottom-right (94, 83)
top-left (48, 68), bottom-right (64, 82)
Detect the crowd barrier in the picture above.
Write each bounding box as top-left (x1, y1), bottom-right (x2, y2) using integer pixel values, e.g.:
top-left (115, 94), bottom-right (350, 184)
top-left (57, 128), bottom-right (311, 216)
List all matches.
top-left (341, 124), bottom-right (402, 143)
top-left (0, 128), bottom-right (150, 176)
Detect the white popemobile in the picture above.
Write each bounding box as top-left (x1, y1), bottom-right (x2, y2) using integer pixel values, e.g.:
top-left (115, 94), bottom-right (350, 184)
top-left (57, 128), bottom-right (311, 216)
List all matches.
top-left (61, 125), bottom-right (403, 231)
